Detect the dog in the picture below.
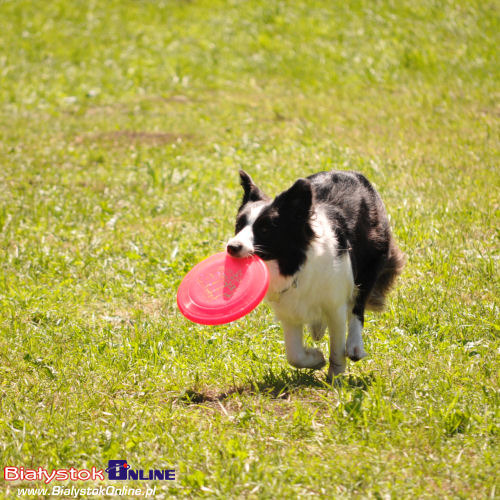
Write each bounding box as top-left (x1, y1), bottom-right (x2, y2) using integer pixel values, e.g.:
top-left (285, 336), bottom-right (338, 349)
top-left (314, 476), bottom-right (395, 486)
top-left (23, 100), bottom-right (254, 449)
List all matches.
top-left (226, 170), bottom-right (405, 380)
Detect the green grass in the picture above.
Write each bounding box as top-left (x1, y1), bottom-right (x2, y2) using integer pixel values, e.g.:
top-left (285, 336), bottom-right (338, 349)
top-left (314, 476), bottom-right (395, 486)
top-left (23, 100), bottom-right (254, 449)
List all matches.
top-left (0, 0), bottom-right (498, 498)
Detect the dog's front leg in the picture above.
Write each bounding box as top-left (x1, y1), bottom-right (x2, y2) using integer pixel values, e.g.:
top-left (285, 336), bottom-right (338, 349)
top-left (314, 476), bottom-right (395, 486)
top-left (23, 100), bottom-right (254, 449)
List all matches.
top-left (327, 305), bottom-right (347, 379)
top-left (282, 321), bottom-right (326, 369)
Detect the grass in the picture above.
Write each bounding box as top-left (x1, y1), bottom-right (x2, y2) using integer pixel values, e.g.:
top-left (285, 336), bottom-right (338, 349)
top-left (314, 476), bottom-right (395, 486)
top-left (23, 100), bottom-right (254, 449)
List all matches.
top-left (0, 0), bottom-right (498, 498)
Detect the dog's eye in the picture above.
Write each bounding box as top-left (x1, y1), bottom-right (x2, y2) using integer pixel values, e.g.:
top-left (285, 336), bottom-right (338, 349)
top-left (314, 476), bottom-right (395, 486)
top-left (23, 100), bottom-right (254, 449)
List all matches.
top-left (256, 223), bottom-right (270, 236)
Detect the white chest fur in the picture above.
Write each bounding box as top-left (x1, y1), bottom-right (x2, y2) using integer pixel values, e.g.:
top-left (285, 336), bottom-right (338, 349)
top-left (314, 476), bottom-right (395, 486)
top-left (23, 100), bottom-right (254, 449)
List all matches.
top-left (264, 209), bottom-right (355, 326)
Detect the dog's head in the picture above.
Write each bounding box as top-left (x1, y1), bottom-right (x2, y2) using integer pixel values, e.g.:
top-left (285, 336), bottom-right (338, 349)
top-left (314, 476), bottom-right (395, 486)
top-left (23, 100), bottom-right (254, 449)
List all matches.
top-left (226, 170), bottom-right (315, 276)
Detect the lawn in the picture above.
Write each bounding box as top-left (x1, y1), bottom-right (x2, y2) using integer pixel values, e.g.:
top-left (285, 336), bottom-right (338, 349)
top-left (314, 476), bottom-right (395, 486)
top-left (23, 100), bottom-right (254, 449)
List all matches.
top-left (0, 0), bottom-right (498, 498)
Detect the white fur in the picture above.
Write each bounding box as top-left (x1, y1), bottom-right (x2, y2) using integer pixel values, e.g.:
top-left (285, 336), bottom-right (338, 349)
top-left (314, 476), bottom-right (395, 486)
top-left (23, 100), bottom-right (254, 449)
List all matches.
top-left (264, 209), bottom-right (356, 377)
top-left (226, 203), bottom-right (265, 257)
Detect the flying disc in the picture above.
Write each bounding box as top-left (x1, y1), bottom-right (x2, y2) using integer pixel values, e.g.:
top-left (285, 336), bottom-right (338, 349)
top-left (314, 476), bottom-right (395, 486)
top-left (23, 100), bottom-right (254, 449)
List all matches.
top-left (177, 252), bottom-right (269, 325)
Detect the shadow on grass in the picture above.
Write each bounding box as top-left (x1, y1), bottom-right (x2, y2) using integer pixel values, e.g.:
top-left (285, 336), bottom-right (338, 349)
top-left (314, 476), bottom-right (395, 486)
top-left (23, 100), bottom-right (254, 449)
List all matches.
top-left (178, 368), bottom-right (374, 405)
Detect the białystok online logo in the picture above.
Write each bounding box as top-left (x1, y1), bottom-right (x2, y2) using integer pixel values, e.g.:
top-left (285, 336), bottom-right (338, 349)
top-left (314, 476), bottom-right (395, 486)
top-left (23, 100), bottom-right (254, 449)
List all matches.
top-left (4, 461), bottom-right (175, 484)
top-left (105, 460), bottom-right (175, 481)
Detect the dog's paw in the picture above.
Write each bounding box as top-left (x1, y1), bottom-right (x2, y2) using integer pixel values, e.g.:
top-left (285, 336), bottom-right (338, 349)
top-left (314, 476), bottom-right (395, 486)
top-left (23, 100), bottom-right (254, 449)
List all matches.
top-left (328, 358), bottom-right (346, 378)
top-left (310, 322), bottom-right (326, 342)
top-left (346, 343), bottom-right (368, 362)
top-left (304, 348), bottom-right (327, 369)
top-left (288, 347), bottom-right (326, 370)
top-left (306, 348), bottom-right (326, 370)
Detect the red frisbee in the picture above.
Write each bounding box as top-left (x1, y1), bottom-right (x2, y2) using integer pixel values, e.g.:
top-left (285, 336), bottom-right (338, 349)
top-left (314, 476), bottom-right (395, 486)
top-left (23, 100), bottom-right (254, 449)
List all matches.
top-left (177, 252), bottom-right (269, 325)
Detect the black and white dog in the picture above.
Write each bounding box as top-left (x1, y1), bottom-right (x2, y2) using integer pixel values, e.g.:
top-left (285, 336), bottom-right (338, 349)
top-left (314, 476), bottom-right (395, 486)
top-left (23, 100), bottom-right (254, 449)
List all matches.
top-left (227, 170), bottom-right (405, 379)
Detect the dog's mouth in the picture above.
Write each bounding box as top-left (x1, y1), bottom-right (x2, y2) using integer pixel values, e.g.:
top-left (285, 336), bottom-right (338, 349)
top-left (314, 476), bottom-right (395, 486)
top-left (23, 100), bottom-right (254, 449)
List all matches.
top-left (253, 247), bottom-right (274, 261)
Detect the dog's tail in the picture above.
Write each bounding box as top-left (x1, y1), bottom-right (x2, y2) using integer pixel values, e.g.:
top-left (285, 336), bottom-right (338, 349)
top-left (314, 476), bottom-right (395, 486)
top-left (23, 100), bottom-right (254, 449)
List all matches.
top-left (366, 238), bottom-right (406, 311)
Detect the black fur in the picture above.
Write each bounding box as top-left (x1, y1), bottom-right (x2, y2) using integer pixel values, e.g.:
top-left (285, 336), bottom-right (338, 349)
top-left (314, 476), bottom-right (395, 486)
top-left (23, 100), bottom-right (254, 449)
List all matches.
top-left (236, 173), bottom-right (315, 276)
top-left (234, 170), bottom-right (405, 325)
top-left (239, 170), bottom-right (269, 208)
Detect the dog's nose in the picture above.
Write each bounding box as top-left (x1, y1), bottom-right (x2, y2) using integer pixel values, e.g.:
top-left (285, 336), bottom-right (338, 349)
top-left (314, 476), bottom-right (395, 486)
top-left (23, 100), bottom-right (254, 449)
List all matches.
top-left (227, 243), bottom-right (243, 256)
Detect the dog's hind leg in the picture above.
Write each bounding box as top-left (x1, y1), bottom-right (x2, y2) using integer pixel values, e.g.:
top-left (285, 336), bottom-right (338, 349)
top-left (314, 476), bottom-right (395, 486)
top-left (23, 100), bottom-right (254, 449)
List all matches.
top-left (346, 260), bottom-right (383, 361)
top-left (310, 321), bottom-right (326, 341)
top-left (282, 321), bottom-right (326, 369)
top-left (346, 312), bottom-right (368, 361)
top-left (326, 305), bottom-right (348, 379)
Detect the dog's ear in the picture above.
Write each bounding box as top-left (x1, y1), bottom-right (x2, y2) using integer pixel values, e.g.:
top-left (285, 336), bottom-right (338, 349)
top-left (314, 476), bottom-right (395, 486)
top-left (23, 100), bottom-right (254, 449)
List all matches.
top-left (239, 170), bottom-right (267, 204)
top-left (275, 178), bottom-right (313, 220)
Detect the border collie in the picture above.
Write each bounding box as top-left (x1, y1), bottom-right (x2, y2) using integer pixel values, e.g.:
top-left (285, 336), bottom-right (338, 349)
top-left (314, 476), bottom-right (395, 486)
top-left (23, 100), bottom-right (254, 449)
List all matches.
top-left (227, 170), bottom-right (405, 379)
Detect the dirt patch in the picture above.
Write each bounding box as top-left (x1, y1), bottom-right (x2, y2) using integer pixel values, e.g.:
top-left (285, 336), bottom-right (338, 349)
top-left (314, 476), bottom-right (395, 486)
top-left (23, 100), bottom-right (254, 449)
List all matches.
top-left (177, 370), bottom-right (328, 407)
top-left (177, 386), bottom-right (293, 416)
top-left (179, 387), bottom-right (247, 405)
top-left (161, 95), bottom-right (193, 103)
top-left (75, 130), bottom-right (193, 146)
top-left (83, 95), bottom-right (195, 115)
